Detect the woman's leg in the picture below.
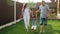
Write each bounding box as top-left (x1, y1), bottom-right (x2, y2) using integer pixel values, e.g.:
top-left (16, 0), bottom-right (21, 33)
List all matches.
top-left (23, 15), bottom-right (30, 32)
top-left (26, 16), bottom-right (30, 32)
top-left (23, 16), bottom-right (28, 29)
top-left (27, 16), bottom-right (30, 27)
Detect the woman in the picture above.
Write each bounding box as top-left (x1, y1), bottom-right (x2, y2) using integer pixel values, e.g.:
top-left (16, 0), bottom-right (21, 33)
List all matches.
top-left (22, 3), bottom-right (31, 32)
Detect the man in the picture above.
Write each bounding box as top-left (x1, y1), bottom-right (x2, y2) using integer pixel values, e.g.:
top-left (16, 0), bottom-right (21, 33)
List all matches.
top-left (38, 1), bottom-right (50, 33)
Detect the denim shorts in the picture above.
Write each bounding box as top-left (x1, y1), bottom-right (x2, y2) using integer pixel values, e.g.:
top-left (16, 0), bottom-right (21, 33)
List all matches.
top-left (40, 17), bottom-right (47, 26)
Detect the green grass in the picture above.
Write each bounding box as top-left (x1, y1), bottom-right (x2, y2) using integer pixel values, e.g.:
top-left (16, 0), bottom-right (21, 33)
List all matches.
top-left (0, 19), bottom-right (60, 34)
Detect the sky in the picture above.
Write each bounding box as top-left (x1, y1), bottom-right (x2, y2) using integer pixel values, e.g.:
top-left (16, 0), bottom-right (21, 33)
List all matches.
top-left (12, 0), bottom-right (51, 3)
top-left (29, 0), bottom-right (51, 2)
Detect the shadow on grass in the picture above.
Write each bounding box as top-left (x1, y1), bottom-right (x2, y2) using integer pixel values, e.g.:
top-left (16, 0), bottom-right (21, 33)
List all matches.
top-left (47, 24), bottom-right (53, 34)
top-left (27, 24), bottom-right (54, 34)
top-left (54, 30), bottom-right (60, 34)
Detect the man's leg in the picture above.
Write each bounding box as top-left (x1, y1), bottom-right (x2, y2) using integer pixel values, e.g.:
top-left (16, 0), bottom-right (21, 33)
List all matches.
top-left (43, 18), bottom-right (47, 33)
top-left (40, 18), bottom-right (43, 33)
top-left (40, 25), bottom-right (43, 33)
top-left (43, 25), bottom-right (46, 33)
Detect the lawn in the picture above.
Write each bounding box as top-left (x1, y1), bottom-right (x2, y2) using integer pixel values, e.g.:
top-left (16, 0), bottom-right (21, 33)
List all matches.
top-left (0, 19), bottom-right (60, 34)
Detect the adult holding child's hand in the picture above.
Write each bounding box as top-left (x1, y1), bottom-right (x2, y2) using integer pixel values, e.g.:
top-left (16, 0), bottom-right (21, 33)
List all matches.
top-left (38, 1), bottom-right (50, 33)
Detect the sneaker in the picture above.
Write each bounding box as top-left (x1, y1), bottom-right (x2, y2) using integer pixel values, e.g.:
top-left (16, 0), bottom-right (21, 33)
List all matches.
top-left (34, 26), bottom-right (36, 30)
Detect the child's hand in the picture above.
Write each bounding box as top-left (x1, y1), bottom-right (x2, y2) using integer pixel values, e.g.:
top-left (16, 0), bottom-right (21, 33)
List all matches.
top-left (20, 16), bottom-right (21, 19)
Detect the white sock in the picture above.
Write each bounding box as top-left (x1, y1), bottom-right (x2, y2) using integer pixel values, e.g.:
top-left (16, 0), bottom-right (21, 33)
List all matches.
top-left (34, 26), bottom-right (36, 30)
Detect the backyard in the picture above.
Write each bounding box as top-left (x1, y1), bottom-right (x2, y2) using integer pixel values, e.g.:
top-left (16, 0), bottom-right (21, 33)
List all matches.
top-left (0, 19), bottom-right (60, 34)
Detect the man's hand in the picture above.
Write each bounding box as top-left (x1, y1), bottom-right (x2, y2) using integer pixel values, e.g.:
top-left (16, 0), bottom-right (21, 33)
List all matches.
top-left (47, 8), bottom-right (50, 18)
top-left (47, 14), bottom-right (49, 17)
